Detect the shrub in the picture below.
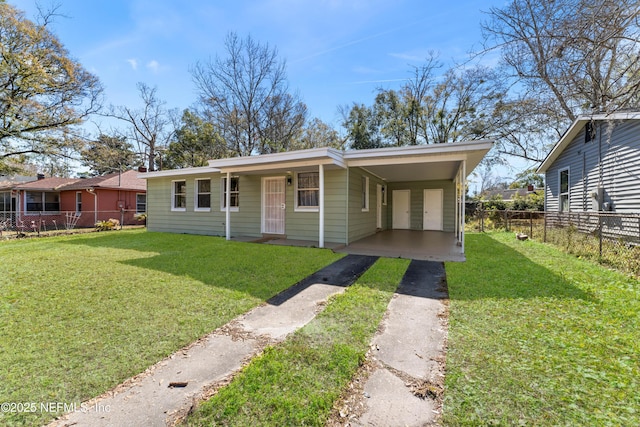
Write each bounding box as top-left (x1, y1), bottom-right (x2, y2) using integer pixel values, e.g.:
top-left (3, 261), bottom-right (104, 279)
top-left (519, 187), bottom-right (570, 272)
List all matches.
top-left (95, 219), bottom-right (119, 231)
top-left (134, 212), bottom-right (147, 222)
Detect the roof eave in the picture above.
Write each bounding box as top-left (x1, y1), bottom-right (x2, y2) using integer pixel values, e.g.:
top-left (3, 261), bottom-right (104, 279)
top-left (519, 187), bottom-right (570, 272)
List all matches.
top-left (343, 139), bottom-right (493, 161)
top-left (209, 147), bottom-right (346, 172)
top-left (138, 166), bottom-right (219, 179)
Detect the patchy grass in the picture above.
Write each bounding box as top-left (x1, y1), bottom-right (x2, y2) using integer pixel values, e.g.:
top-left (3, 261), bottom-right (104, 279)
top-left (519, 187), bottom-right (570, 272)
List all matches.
top-left (0, 229), bottom-right (341, 427)
top-left (185, 258), bottom-right (409, 427)
top-left (444, 232), bottom-right (640, 426)
top-left (544, 225), bottom-right (640, 277)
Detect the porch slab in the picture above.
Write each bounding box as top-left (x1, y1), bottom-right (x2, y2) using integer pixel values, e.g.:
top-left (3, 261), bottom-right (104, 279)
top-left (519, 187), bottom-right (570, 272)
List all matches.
top-left (259, 237), bottom-right (344, 251)
top-left (238, 230), bottom-right (464, 262)
top-left (337, 230), bottom-right (465, 262)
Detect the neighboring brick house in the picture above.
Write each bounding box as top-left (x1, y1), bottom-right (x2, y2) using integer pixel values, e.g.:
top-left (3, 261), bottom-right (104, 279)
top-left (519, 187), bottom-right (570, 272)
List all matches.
top-left (9, 170), bottom-right (146, 229)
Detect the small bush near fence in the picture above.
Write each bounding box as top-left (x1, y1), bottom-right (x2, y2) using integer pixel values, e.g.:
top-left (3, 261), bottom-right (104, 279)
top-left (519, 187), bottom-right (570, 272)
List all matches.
top-left (468, 209), bottom-right (640, 277)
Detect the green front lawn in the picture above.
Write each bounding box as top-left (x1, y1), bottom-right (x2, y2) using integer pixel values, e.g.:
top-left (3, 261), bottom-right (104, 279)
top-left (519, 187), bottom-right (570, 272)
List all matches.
top-left (0, 230), bottom-right (342, 426)
top-left (5, 229), bottom-right (636, 426)
top-left (445, 232), bottom-right (640, 426)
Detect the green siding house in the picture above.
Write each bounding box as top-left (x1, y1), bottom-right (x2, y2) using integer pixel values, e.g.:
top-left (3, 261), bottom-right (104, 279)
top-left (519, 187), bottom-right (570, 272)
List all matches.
top-left (140, 141), bottom-right (492, 254)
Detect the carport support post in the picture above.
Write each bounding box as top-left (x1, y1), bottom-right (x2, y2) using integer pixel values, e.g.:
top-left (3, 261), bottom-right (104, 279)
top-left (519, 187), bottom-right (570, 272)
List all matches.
top-left (319, 163), bottom-right (325, 248)
top-left (462, 159), bottom-right (466, 252)
top-left (454, 173), bottom-right (459, 239)
top-left (225, 171), bottom-right (231, 241)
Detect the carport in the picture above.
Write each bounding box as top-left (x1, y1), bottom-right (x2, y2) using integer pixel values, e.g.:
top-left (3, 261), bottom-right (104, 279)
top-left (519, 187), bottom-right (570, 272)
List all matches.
top-left (342, 141), bottom-right (491, 257)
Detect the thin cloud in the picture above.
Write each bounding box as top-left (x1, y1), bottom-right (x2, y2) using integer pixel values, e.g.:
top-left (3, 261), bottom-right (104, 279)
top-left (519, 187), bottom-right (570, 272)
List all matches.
top-left (291, 18), bottom-right (426, 64)
top-left (127, 59), bottom-right (138, 70)
top-left (146, 60), bottom-right (160, 73)
top-left (389, 52), bottom-right (429, 62)
top-left (83, 35), bottom-right (141, 58)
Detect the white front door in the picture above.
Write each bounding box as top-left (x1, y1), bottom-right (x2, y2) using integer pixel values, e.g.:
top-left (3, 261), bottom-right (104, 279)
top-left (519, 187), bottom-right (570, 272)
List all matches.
top-left (262, 177), bottom-right (286, 234)
top-left (423, 189), bottom-right (443, 230)
top-left (392, 190), bottom-right (410, 229)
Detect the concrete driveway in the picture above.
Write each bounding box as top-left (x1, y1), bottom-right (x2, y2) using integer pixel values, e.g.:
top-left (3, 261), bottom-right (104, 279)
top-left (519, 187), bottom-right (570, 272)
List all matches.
top-left (329, 260), bottom-right (448, 426)
top-left (48, 257), bottom-right (448, 427)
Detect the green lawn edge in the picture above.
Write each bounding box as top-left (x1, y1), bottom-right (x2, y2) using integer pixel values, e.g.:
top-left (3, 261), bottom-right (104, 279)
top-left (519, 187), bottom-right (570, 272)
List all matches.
top-left (444, 232), bottom-right (640, 426)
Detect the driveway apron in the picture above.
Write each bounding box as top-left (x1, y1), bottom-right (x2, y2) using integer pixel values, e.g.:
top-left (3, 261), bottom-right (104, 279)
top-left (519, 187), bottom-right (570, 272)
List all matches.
top-left (353, 260), bottom-right (448, 427)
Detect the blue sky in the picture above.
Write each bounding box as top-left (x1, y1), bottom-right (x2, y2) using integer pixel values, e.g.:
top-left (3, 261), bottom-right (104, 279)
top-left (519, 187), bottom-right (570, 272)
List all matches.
top-left (13, 0), bottom-right (497, 127)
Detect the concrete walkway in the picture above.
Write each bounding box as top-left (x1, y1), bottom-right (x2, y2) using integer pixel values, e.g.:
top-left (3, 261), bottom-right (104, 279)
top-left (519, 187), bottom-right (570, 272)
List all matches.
top-left (336, 260), bottom-right (449, 427)
top-left (48, 255), bottom-right (378, 427)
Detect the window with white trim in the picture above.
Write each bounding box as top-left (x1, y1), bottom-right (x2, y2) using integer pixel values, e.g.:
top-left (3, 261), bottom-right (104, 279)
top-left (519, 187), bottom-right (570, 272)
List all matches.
top-left (559, 168), bottom-right (569, 212)
top-left (361, 176), bottom-right (369, 211)
top-left (221, 177), bottom-right (239, 211)
top-left (172, 180), bottom-right (186, 211)
top-left (296, 172), bottom-right (319, 210)
top-left (195, 178), bottom-right (211, 211)
top-left (136, 193), bottom-right (146, 213)
top-left (76, 192), bottom-right (82, 213)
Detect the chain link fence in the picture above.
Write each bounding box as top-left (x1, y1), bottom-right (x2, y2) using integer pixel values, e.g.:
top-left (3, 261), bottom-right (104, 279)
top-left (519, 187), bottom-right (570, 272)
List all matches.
top-left (468, 208), bottom-right (640, 277)
top-left (0, 210), bottom-right (145, 238)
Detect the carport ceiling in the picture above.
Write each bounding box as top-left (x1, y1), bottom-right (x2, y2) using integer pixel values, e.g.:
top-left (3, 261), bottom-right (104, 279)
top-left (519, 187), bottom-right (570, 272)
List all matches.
top-left (361, 161), bottom-right (460, 182)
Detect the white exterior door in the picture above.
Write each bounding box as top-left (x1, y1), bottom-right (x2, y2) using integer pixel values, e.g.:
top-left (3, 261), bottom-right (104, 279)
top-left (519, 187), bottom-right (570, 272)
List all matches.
top-left (262, 177), bottom-right (286, 234)
top-left (423, 189), bottom-right (443, 230)
top-left (392, 190), bottom-right (410, 229)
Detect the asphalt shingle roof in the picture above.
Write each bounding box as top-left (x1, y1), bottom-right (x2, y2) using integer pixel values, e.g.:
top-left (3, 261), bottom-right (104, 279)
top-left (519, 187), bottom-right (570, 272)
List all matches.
top-left (61, 170), bottom-right (146, 191)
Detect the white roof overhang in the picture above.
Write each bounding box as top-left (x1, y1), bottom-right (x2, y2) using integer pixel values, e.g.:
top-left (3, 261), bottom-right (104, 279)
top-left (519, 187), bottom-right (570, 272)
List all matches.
top-left (344, 140), bottom-right (493, 182)
top-left (138, 166), bottom-right (218, 179)
top-left (209, 147), bottom-right (346, 175)
top-left (138, 140), bottom-right (493, 182)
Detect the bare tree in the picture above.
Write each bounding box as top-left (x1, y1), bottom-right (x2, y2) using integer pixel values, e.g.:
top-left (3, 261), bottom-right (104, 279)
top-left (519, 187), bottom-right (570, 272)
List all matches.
top-left (191, 32), bottom-right (306, 156)
top-left (405, 53), bottom-right (441, 145)
top-left (257, 92), bottom-right (307, 153)
top-left (488, 95), bottom-right (567, 162)
top-left (354, 63), bottom-right (500, 148)
top-left (0, 3), bottom-right (103, 169)
top-left (109, 83), bottom-right (176, 171)
top-left (482, 0), bottom-right (640, 119)
top-left (424, 66), bottom-right (503, 144)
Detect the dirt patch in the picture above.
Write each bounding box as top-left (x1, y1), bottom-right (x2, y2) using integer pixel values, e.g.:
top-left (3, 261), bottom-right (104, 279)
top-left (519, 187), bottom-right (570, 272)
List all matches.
top-left (326, 351), bottom-right (378, 426)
